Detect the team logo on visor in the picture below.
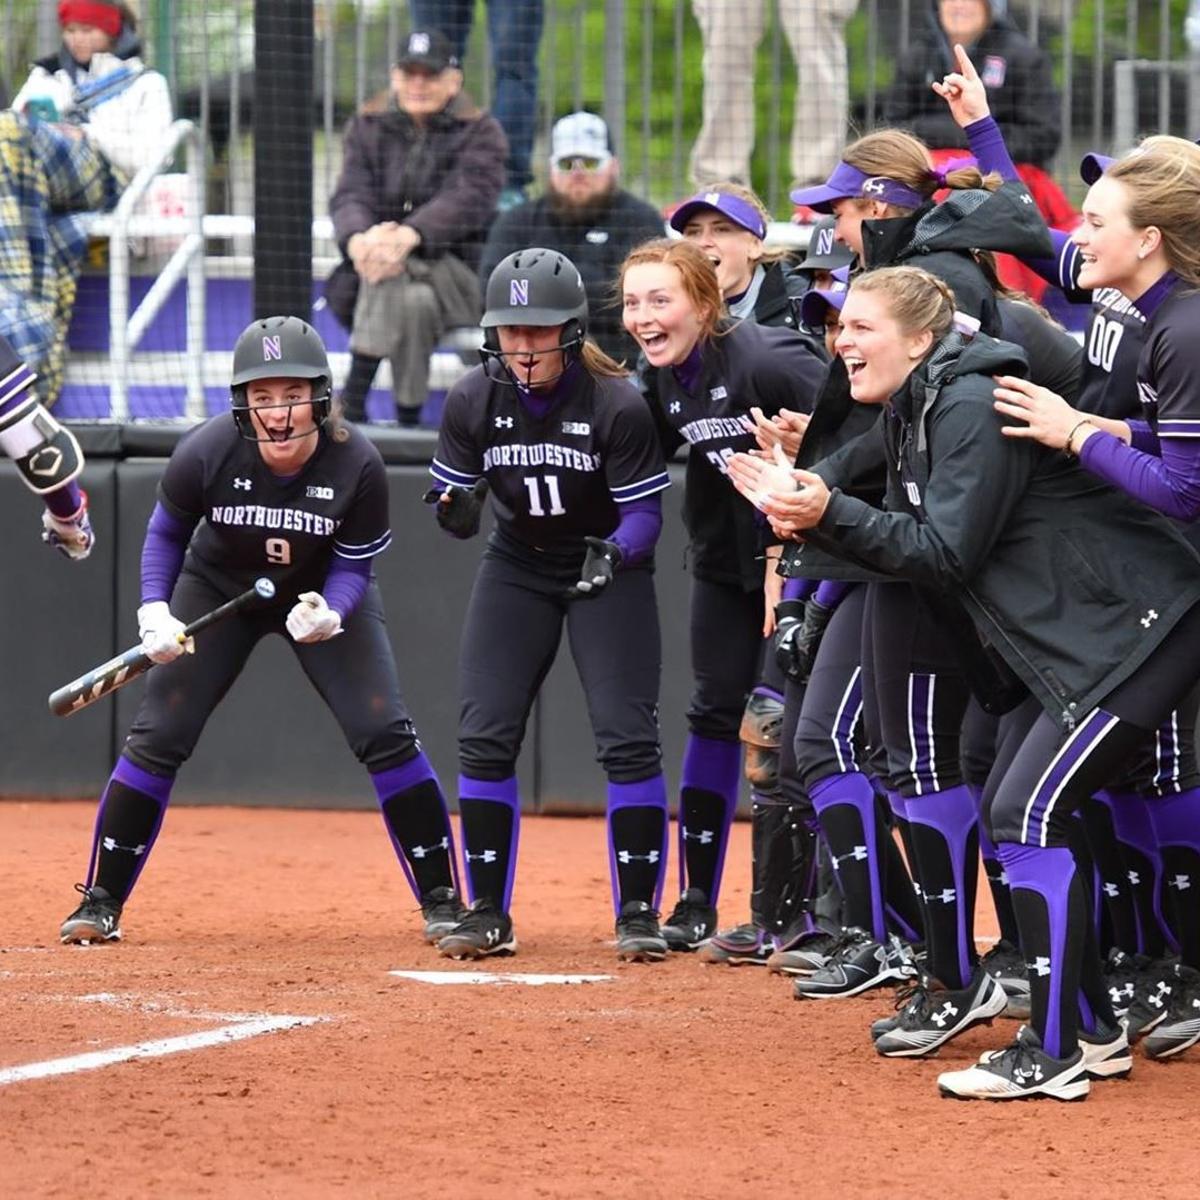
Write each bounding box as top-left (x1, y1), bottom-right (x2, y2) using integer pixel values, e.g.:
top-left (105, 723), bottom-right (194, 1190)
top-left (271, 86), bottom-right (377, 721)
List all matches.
top-left (262, 335), bottom-right (282, 361)
top-left (510, 279), bottom-right (530, 306)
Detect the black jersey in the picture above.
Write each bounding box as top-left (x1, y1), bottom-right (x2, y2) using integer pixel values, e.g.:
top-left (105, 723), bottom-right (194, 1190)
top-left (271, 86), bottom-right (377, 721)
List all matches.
top-left (1135, 280), bottom-right (1200, 437)
top-left (158, 415), bottom-right (391, 604)
top-left (431, 363), bottom-right (670, 567)
top-left (653, 320), bottom-right (826, 590)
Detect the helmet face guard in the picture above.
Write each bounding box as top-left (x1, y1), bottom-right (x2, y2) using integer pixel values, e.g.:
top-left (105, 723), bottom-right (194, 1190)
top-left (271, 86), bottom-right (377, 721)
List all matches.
top-left (478, 249), bottom-right (589, 389)
top-left (229, 316), bottom-right (334, 442)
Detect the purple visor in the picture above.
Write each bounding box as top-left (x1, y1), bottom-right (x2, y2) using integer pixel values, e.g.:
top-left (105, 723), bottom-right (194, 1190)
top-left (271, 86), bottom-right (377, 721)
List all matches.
top-left (1079, 151), bottom-right (1115, 185)
top-left (790, 161), bottom-right (927, 214)
top-left (799, 267), bottom-right (850, 328)
top-left (670, 191), bottom-right (767, 239)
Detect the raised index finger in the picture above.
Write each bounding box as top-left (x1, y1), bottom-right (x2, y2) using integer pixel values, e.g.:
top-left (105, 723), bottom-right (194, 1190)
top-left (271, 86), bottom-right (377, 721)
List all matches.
top-left (954, 42), bottom-right (981, 80)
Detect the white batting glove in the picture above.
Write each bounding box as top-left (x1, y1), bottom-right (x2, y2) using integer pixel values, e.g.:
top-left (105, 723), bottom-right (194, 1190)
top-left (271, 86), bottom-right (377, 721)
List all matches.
top-left (286, 591), bottom-right (343, 643)
top-left (137, 601), bottom-right (194, 664)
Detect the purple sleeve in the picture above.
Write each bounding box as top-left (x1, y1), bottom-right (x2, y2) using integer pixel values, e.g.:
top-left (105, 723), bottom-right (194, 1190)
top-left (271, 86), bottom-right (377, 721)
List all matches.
top-left (141, 502), bottom-right (196, 603)
top-left (814, 579), bottom-right (853, 608)
top-left (964, 116), bottom-right (1020, 182)
top-left (43, 478), bottom-right (83, 518)
top-left (321, 555), bottom-right (372, 620)
top-left (782, 577), bottom-right (817, 601)
top-left (1127, 419), bottom-right (1161, 456)
top-left (608, 495), bottom-right (662, 566)
top-left (1078, 431), bottom-right (1200, 522)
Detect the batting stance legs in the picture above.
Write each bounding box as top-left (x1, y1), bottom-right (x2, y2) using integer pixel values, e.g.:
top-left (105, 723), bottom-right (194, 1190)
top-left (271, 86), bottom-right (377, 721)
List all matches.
top-left (63, 571), bottom-right (459, 943)
top-left (447, 551), bottom-right (665, 957)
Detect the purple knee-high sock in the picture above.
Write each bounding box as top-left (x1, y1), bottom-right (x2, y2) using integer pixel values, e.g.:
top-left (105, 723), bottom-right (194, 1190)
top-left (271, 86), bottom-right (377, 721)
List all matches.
top-left (1149, 785), bottom-right (1200, 969)
top-left (607, 775), bottom-right (669, 915)
top-left (678, 734), bottom-right (742, 904)
top-left (458, 774), bottom-right (521, 911)
top-left (1104, 790), bottom-right (1176, 956)
top-left (998, 843), bottom-right (1083, 1060)
top-left (371, 752), bottom-right (458, 902)
top-left (88, 756), bottom-right (174, 901)
top-left (906, 783), bottom-right (980, 989)
top-left (810, 772), bottom-right (886, 940)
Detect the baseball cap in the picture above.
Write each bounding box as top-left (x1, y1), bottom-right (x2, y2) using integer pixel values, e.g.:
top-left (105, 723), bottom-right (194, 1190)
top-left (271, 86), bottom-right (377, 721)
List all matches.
top-left (798, 216), bottom-right (854, 272)
top-left (669, 190), bottom-right (767, 240)
top-left (396, 29), bottom-right (458, 71)
top-left (790, 161), bottom-right (927, 214)
top-left (798, 266), bottom-right (851, 330)
top-left (1079, 151), bottom-right (1115, 184)
top-left (550, 112), bottom-right (613, 169)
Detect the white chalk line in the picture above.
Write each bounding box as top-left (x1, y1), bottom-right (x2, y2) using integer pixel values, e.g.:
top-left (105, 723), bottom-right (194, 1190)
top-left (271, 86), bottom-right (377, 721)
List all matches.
top-left (390, 970), bottom-right (613, 986)
top-left (0, 992), bottom-right (327, 1087)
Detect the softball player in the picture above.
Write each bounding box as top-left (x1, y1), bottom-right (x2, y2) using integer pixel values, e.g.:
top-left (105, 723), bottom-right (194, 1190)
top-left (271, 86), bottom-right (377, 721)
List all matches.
top-left (427, 248), bottom-right (673, 963)
top-left (751, 266), bottom-right (1200, 1099)
top-left (620, 237), bottom-right (827, 951)
top-left (0, 330), bottom-right (93, 559)
top-left (59, 316), bottom-right (463, 946)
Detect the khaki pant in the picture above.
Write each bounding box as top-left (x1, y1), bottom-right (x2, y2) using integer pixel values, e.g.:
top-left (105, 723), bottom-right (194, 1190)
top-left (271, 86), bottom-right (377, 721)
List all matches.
top-left (351, 252), bottom-right (481, 415)
top-left (689, 0), bottom-right (859, 190)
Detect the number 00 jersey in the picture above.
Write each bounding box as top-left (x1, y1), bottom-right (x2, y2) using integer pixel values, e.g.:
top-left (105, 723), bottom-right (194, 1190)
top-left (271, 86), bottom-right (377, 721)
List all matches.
top-left (157, 415), bottom-right (392, 603)
top-left (430, 364), bottom-right (670, 567)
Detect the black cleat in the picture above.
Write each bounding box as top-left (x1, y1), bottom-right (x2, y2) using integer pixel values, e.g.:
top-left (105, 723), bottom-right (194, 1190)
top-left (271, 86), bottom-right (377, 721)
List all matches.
top-left (874, 966), bottom-right (1008, 1058)
top-left (980, 938), bottom-right (1031, 1019)
top-left (420, 886), bottom-right (468, 943)
top-left (615, 901), bottom-right (668, 962)
top-left (697, 922), bottom-right (774, 965)
top-left (660, 888), bottom-right (718, 951)
top-left (60, 883), bottom-right (123, 945)
top-left (436, 899), bottom-right (517, 960)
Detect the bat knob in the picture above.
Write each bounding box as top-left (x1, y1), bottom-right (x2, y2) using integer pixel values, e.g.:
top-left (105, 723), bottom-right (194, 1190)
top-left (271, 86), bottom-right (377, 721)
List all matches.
top-left (253, 577), bottom-right (276, 601)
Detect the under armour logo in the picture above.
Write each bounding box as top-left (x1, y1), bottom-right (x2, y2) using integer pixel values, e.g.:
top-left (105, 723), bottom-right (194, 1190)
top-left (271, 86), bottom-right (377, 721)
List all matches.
top-left (1019, 193), bottom-right (1034, 204)
top-left (704, 191), bottom-right (721, 205)
top-left (1127, 870), bottom-right (1141, 885)
top-left (485, 927), bottom-right (500, 945)
top-left (495, 416), bottom-right (514, 428)
top-left (681, 827), bottom-right (714, 844)
top-left (669, 401), bottom-right (682, 414)
top-left (1168, 873), bottom-right (1192, 891)
top-left (1148, 980), bottom-right (1173, 1010)
top-left (998, 870), bottom-right (1010, 887)
top-left (409, 32), bottom-right (430, 54)
top-left (1140, 609), bottom-right (1159, 628)
top-left (832, 845), bottom-right (868, 870)
top-left (930, 1001), bottom-right (959, 1028)
top-left (262, 335), bottom-right (282, 361)
top-left (860, 177), bottom-right (887, 196)
top-left (509, 279), bottom-right (530, 306)
top-left (1015, 1064), bottom-right (1044, 1082)
top-left (1103, 881), bottom-right (1120, 898)
top-left (411, 837), bottom-right (448, 860)
top-left (1029, 955), bottom-right (1051, 977)
top-left (1109, 981), bottom-right (1135, 1002)
top-left (466, 849), bottom-right (498, 863)
top-left (816, 228), bottom-right (835, 256)
top-left (617, 850), bottom-right (661, 864)
top-left (930, 888), bottom-right (956, 904)
top-left (102, 837), bottom-right (146, 856)
top-left (233, 477), bottom-right (252, 491)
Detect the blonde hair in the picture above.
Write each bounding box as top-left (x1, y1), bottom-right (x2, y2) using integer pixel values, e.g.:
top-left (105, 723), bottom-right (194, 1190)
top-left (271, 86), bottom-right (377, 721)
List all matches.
top-left (850, 266), bottom-right (957, 341)
top-left (843, 129), bottom-right (1002, 212)
top-left (1107, 136), bottom-right (1200, 287)
top-left (688, 180), bottom-right (790, 265)
top-left (619, 238), bottom-right (726, 341)
top-left (581, 339), bottom-right (629, 378)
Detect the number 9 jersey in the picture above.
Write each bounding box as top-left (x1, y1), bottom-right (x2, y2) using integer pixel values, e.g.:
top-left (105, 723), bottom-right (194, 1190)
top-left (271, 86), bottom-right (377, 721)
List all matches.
top-left (156, 414), bottom-right (392, 602)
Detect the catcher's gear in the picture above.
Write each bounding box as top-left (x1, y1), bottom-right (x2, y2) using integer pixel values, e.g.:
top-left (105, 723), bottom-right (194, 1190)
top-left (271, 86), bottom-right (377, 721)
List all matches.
top-left (479, 248), bottom-right (588, 387)
top-left (565, 536), bottom-right (621, 600)
top-left (0, 398), bottom-right (84, 494)
top-left (137, 601), bottom-right (194, 664)
top-left (230, 315), bottom-right (332, 441)
top-left (42, 489), bottom-right (94, 560)
top-left (286, 591), bottom-right (342, 643)
top-left (424, 477), bottom-right (489, 539)
top-left (739, 687), bottom-right (785, 794)
top-left (776, 597), bottom-right (834, 684)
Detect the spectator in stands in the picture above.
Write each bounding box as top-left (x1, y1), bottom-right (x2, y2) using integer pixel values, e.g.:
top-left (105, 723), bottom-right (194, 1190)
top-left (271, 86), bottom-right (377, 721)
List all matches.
top-left (478, 112), bottom-right (664, 365)
top-left (410, 0), bottom-right (543, 208)
top-left (689, 1), bottom-right (859, 197)
top-left (329, 29), bottom-right (506, 428)
top-left (1, 0), bottom-right (172, 406)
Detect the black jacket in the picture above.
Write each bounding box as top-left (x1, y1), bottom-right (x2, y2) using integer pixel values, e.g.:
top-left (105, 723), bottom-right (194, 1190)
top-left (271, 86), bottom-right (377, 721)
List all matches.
top-left (479, 189), bottom-right (665, 364)
top-left (750, 259), bottom-right (811, 329)
top-left (805, 332), bottom-right (1200, 728)
top-left (882, 5), bottom-right (1061, 167)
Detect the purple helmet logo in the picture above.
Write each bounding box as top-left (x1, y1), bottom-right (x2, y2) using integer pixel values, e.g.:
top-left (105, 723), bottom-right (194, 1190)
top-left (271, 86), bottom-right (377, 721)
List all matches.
top-left (510, 279), bottom-right (530, 306)
top-left (262, 335), bottom-right (282, 361)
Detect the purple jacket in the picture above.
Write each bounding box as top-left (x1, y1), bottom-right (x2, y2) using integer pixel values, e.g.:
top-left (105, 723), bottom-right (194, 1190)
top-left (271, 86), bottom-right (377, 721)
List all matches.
top-left (330, 95), bottom-right (507, 267)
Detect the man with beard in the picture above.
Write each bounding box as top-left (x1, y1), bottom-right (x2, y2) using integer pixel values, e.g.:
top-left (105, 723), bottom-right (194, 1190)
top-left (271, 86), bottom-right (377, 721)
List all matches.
top-left (478, 112), bottom-right (664, 365)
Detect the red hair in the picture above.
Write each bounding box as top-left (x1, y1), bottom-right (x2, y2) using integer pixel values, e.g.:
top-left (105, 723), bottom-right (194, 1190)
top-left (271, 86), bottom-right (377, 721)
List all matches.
top-left (618, 238), bottom-right (725, 340)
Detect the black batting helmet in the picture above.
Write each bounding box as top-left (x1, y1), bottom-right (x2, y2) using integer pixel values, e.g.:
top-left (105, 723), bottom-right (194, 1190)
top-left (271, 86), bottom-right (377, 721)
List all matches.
top-left (230, 316), bottom-right (333, 441)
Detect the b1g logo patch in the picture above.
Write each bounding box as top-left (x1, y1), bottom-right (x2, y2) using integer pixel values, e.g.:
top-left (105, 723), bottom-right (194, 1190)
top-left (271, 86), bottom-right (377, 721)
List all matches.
top-left (306, 485), bottom-right (334, 500)
top-left (510, 279), bottom-right (530, 306)
top-left (562, 420), bottom-right (590, 435)
top-left (262, 335), bottom-right (282, 361)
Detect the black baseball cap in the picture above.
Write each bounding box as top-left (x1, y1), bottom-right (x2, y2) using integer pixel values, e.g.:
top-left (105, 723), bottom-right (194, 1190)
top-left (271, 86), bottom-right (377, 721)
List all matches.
top-left (396, 29), bottom-right (458, 71)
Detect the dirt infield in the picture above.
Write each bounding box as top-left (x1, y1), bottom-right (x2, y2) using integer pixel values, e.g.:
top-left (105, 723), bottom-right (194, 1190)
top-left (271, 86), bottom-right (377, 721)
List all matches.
top-left (2, 800), bottom-right (1197, 1199)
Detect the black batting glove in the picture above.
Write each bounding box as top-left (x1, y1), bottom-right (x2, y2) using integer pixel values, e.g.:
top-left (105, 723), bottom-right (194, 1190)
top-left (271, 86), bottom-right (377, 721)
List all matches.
top-left (423, 478), bottom-right (489, 539)
top-left (777, 596), bottom-right (835, 684)
top-left (565, 536), bottom-right (622, 600)
top-left (773, 598), bottom-right (806, 683)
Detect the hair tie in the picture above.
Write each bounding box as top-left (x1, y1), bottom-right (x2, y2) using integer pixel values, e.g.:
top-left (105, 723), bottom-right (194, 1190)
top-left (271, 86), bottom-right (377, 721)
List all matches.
top-left (930, 156), bottom-right (978, 188)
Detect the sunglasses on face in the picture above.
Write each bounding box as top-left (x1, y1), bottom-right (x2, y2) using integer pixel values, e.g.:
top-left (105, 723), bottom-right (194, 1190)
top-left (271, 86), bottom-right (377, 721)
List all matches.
top-left (555, 155), bottom-right (604, 173)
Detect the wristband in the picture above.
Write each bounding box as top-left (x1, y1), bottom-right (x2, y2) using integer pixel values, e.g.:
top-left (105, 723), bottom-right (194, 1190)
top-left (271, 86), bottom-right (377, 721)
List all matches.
top-left (1064, 418), bottom-right (1096, 456)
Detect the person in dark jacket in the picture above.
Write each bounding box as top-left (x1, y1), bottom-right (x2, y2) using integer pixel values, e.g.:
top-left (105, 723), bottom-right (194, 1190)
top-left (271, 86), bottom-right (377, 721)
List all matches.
top-left (328, 29), bottom-right (507, 426)
top-left (738, 265), bottom-right (1200, 1101)
top-left (883, 0), bottom-right (1059, 169)
top-left (478, 112), bottom-right (663, 364)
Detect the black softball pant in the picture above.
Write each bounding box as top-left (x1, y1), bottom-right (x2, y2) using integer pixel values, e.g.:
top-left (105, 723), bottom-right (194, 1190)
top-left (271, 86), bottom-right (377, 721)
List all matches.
top-left (124, 570), bottom-right (420, 775)
top-left (458, 549), bottom-right (663, 782)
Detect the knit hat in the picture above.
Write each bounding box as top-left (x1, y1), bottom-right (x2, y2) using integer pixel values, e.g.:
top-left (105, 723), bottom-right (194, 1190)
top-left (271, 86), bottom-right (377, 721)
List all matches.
top-left (58, 1), bottom-right (123, 37)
